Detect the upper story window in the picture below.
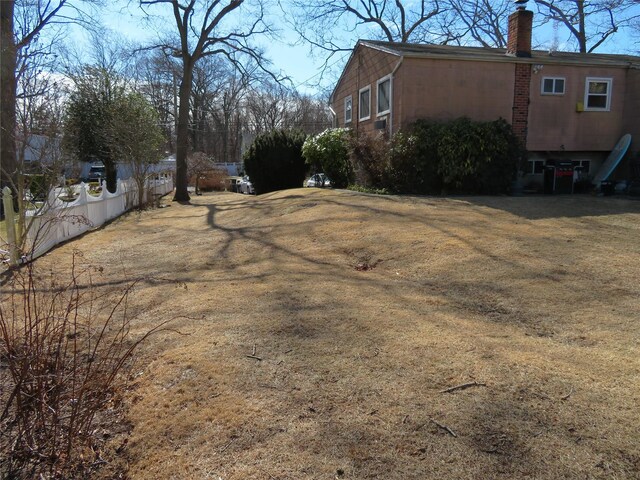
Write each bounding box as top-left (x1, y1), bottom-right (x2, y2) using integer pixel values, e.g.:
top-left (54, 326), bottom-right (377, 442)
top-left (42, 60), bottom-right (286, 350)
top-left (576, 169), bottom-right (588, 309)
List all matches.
top-left (541, 77), bottom-right (565, 95)
top-left (359, 85), bottom-right (371, 121)
top-left (584, 77), bottom-right (612, 111)
top-left (377, 75), bottom-right (391, 115)
top-left (344, 96), bottom-right (353, 124)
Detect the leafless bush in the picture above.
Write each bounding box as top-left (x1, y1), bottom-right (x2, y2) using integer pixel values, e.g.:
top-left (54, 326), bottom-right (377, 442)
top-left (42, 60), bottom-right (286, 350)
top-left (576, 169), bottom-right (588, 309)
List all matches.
top-left (194, 168), bottom-right (227, 192)
top-left (349, 133), bottom-right (389, 189)
top-left (0, 257), bottom-right (168, 478)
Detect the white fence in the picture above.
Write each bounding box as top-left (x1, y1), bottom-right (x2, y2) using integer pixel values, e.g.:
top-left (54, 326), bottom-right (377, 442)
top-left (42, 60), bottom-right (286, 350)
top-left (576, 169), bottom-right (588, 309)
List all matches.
top-left (22, 175), bottom-right (173, 260)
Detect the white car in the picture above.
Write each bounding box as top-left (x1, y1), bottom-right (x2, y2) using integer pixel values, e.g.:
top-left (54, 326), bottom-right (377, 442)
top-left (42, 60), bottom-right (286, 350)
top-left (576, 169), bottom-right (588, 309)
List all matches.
top-left (306, 173), bottom-right (332, 188)
top-left (239, 176), bottom-right (255, 194)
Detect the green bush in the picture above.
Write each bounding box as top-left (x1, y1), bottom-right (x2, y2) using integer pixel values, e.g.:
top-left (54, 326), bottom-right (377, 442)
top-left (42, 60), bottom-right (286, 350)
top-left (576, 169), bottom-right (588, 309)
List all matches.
top-left (243, 130), bottom-right (307, 194)
top-left (302, 128), bottom-right (353, 188)
top-left (475, 118), bottom-right (525, 194)
top-left (387, 125), bottom-right (443, 194)
top-left (347, 184), bottom-right (391, 195)
top-left (351, 118), bottom-right (523, 195)
top-left (434, 117), bottom-right (522, 194)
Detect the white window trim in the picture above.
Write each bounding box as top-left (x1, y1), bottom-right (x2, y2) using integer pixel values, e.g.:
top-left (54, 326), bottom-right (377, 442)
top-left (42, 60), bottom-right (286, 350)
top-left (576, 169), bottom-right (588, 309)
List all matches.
top-left (344, 95), bottom-right (353, 124)
top-left (527, 159), bottom-right (545, 175)
top-left (584, 77), bottom-right (612, 112)
top-left (359, 85), bottom-right (371, 121)
top-left (541, 76), bottom-right (565, 95)
top-left (376, 74), bottom-right (392, 116)
top-left (572, 159), bottom-right (591, 174)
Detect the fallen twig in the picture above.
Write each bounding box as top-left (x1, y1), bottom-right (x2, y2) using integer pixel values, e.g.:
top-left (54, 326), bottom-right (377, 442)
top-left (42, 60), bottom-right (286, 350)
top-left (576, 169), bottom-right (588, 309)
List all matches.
top-left (219, 440), bottom-right (234, 453)
top-left (560, 387), bottom-right (573, 401)
top-left (440, 381), bottom-right (486, 394)
top-left (247, 344), bottom-right (262, 361)
top-left (430, 419), bottom-right (457, 437)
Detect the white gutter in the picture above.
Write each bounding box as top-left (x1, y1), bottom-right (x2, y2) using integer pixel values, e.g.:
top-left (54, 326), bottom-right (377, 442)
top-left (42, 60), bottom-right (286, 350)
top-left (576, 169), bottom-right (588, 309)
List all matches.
top-left (389, 56), bottom-right (404, 136)
top-left (328, 105), bottom-right (337, 128)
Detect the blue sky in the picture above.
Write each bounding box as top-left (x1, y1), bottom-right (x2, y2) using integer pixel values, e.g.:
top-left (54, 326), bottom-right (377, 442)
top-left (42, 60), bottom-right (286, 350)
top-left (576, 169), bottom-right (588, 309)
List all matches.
top-left (91, 0), bottom-right (334, 94)
top-left (75, 1), bottom-right (639, 96)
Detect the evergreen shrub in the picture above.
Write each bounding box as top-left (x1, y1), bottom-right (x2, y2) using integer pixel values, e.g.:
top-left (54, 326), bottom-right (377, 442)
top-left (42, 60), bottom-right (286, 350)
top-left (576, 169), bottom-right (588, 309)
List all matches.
top-left (243, 130), bottom-right (307, 194)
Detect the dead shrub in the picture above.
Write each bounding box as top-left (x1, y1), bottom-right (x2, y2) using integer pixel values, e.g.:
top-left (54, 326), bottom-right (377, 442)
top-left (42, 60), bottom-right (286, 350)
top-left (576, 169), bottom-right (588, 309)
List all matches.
top-left (0, 257), bottom-right (170, 479)
top-left (194, 168), bottom-right (227, 192)
top-left (349, 133), bottom-right (389, 189)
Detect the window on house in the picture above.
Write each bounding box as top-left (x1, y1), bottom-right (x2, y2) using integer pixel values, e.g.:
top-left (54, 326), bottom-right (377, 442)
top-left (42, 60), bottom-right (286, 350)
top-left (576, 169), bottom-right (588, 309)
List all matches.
top-left (571, 160), bottom-right (591, 174)
top-left (527, 160), bottom-right (545, 175)
top-left (359, 85), bottom-right (371, 121)
top-left (541, 77), bottom-right (565, 95)
top-left (377, 76), bottom-right (391, 115)
top-left (344, 96), bottom-right (353, 124)
top-left (584, 78), bottom-right (612, 111)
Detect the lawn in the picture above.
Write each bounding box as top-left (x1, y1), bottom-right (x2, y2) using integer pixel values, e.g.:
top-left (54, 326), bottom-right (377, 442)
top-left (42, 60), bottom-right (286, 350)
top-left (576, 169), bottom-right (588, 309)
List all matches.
top-left (14, 189), bottom-right (640, 479)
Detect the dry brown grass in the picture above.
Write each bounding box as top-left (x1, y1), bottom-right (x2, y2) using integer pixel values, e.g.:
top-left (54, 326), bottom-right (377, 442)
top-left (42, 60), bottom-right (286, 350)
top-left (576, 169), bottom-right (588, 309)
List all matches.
top-left (27, 189), bottom-right (640, 479)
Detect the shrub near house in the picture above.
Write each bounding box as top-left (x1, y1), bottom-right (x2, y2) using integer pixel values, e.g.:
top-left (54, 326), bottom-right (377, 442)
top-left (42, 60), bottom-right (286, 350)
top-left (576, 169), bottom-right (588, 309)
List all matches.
top-left (350, 117), bottom-right (524, 195)
top-left (421, 117), bottom-right (523, 194)
top-left (302, 128), bottom-right (354, 188)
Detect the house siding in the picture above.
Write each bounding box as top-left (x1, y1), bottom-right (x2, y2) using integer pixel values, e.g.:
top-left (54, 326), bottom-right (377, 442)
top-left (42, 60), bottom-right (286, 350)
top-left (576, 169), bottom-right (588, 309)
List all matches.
top-left (333, 40), bottom-right (639, 172)
top-left (332, 46), bottom-right (400, 135)
top-left (622, 68), bottom-right (640, 156)
top-left (527, 65), bottom-right (629, 152)
top-left (396, 57), bottom-right (515, 130)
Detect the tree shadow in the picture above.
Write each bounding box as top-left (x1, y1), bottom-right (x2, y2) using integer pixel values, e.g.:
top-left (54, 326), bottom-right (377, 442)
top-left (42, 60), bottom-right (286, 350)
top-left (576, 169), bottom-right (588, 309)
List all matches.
top-left (462, 194), bottom-right (640, 220)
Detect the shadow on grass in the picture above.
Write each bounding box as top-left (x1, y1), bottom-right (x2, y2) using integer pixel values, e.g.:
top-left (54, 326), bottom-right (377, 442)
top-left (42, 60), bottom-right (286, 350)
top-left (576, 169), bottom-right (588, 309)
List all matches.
top-left (462, 194), bottom-right (640, 220)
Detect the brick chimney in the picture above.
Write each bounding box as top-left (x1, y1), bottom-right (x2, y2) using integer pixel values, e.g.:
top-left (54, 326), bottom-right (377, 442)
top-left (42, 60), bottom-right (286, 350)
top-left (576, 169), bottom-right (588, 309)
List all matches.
top-left (506, 1), bottom-right (533, 57)
top-left (507, 1), bottom-right (533, 146)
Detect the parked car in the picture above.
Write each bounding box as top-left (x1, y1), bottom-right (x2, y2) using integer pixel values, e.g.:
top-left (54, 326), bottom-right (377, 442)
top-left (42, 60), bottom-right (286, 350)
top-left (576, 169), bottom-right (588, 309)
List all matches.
top-left (227, 176), bottom-right (243, 193)
top-left (306, 173), bottom-right (332, 188)
top-left (85, 162), bottom-right (106, 183)
top-left (239, 176), bottom-right (255, 194)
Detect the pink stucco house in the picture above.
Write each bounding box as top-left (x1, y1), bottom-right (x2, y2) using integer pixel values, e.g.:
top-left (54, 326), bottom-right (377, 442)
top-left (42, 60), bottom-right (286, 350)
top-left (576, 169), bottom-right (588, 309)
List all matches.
top-left (330, 5), bottom-right (640, 186)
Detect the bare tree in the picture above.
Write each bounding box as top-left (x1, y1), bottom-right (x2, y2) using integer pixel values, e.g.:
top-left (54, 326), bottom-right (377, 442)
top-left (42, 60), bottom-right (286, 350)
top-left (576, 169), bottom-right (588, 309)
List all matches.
top-left (244, 82), bottom-right (289, 134)
top-left (1, 0), bottom-right (97, 195)
top-left (187, 151), bottom-right (215, 194)
top-left (288, 0), bottom-right (455, 77)
top-left (243, 84), bottom-right (331, 134)
top-left (133, 50), bottom-right (180, 153)
top-left (446, 0), bottom-right (511, 47)
top-left (287, 92), bottom-right (332, 135)
top-left (190, 55), bottom-right (228, 153)
top-left (534, 0), bottom-right (639, 53)
top-left (446, 0), bottom-right (639, 52)
top-left (139, 0), bottom-right (276, 202)
top-left (209, 66), bottom-right (251, 162)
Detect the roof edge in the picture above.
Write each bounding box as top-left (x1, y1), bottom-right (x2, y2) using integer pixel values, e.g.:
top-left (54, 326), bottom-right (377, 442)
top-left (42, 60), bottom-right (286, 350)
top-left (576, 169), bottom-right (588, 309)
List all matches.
top-left (329, 40), bottom-right (404, 105)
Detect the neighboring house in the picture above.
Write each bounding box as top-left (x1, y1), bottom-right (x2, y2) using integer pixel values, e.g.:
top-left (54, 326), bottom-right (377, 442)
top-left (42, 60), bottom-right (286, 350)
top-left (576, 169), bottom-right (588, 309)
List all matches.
top-left (79, 154), bottom-right (179, 181)
top-left (17, 134), bottom-right (62, 168)
top-left (330, 4), bottom-right (640, 186)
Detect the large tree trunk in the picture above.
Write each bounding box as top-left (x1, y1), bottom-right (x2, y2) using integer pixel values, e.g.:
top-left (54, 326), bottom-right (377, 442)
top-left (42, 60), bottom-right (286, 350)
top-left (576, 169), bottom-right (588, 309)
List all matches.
top-left (1, 1), bottom-right (17, 194)
top-left (105, 160), bottom-right (118, 193)
top-left (174, 58), bottom-right (192, 202)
